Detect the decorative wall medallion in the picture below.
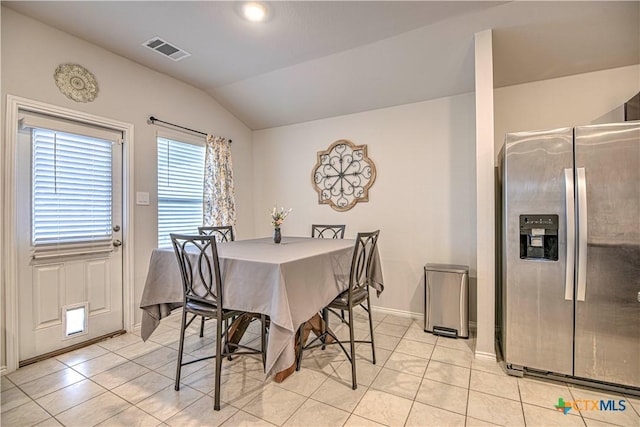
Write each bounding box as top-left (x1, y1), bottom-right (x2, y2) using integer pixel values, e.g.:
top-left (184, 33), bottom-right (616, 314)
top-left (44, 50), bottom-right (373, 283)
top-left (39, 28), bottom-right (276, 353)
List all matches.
top-left (53, 63), bottom-right (99, 103)
top-left (312, 139), bottom-right (376, 211)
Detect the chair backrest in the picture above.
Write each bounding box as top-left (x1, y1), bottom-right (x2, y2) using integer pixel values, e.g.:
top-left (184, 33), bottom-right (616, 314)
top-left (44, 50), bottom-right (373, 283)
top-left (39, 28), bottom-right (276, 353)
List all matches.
top-left (348, 230), bottom-right (380, 294)
top-left (170, 234), bottom-right (224, 314)
top-left (198, 225), bottom-right (235, 242)
top-left (311, 224), bottom-right (346, 239)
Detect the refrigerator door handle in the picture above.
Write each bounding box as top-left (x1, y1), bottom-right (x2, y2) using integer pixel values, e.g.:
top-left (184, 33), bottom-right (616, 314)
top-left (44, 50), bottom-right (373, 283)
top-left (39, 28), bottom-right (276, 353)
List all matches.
top-left (564, 168), bottom-right (575, 301)
top-left (576, 167), bottom-right (588, 302)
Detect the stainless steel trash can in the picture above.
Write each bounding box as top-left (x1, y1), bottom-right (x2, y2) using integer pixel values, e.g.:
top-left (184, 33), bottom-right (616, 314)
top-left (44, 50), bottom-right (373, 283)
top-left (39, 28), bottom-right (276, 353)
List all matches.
top-left (424, 263), bottom-right (469, 339)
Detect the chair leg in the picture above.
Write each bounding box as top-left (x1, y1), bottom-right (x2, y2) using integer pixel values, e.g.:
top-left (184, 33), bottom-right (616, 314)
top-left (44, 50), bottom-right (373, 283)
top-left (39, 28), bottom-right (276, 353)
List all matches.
top-left (213, 317), bottom-right (223, 411)
top-left (348, 306), bottom-right (357, 390)
top-left (296, 322), bottom-right (305, 371)
top-left (366, 292), bottom-right (376, 364)
top-left (174, 309), bottom-right (188, 391)
top-left (261, 314), bottom-right (267, 373)
top-left (321, 308), bottom-right (329, 350)
top-left (199, 316), bottom-right (205, 338)
top-left (225, 317), bottom-right (233, 361)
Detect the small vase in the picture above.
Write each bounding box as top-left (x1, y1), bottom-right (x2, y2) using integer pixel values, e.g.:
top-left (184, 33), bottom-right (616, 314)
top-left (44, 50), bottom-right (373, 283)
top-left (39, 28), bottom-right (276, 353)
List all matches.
top-left (273, 227), bottom-right (282, 244)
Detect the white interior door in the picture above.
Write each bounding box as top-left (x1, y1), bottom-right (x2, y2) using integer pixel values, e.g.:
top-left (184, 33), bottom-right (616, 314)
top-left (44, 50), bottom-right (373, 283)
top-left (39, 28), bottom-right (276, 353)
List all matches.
top-left (16, 111), bottom-right (124, 363)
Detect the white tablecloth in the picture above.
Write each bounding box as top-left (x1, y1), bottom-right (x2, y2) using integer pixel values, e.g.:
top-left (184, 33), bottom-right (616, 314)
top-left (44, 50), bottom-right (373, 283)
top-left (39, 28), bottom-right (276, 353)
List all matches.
top-left (140, 236), bottom-right (383, 376)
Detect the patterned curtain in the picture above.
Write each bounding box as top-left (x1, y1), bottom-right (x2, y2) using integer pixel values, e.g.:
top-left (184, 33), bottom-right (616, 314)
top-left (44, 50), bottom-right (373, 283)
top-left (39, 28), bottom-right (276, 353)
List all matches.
top-left (203, 134), bottom-right (236, 226)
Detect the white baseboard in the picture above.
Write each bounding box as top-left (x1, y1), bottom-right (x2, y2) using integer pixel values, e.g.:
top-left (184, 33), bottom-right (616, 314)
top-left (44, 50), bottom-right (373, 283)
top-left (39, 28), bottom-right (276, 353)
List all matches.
top-left (0, 366), bottom-right (6, 376)
top-left (474, 350), bottom-right (497, 361)
top-left (371, 306), bottom-right (478, 331)
top-left (371, 305), bottom-right (422, 320)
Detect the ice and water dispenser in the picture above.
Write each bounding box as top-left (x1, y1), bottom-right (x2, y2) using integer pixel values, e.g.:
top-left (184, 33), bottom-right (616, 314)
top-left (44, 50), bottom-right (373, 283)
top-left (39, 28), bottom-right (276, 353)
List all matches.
top-left (519, 215), bottom-right (558, 261)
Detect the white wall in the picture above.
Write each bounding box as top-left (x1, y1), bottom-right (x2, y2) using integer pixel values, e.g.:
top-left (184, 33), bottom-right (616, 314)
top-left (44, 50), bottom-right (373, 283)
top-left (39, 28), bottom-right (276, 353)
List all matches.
top-left (474, 29), bottom-right (495, 359)
top-left (252, 94), bottom-right (477, 317)
top-left (495, 65), bottom-right (640, 159)
top-left (0, 7), bottom-right (254, 368)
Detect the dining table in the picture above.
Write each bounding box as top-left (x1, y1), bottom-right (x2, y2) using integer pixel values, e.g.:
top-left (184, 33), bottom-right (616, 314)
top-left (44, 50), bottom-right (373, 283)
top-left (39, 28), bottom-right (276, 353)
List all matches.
top-left (140, 236), bottom-right (384, 380)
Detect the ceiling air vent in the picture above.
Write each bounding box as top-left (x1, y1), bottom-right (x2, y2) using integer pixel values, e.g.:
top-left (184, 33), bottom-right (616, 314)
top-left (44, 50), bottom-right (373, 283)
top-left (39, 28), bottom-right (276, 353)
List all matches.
top-left (143, 37), bottom-right (191, 61)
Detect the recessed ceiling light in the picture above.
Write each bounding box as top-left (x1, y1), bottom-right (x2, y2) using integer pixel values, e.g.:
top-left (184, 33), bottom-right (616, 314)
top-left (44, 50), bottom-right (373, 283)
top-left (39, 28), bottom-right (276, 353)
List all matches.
top-left (242, 2), bottom-right (268, 22)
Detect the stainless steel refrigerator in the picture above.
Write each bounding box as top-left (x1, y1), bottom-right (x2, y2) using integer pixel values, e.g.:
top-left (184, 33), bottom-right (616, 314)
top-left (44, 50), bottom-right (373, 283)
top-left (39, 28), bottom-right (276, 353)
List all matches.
top-left (500, 122), bottom-right (640, 391)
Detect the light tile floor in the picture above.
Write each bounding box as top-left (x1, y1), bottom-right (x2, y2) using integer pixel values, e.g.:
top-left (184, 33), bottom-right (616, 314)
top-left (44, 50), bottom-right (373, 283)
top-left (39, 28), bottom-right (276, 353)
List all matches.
top-left (2, 311), bottom-right (639, 427)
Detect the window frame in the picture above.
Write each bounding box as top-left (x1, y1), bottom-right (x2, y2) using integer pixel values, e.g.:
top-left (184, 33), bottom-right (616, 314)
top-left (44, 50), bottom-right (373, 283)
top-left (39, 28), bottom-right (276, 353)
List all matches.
top-left (156, 133), bottom-right (206, 248)
top-left (30, 128), bottom-right (115, 247)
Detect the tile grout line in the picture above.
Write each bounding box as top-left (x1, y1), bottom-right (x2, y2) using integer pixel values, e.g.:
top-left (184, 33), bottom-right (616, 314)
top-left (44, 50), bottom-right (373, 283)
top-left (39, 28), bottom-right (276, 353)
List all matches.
top-left (4, 379), bottom-right (60, 425)
top-left (464, 347), bottom-right (472, 426)
top-left (14, 320), bottom-right (632, 427)
top-left (517, 374), bottom-right (528, 427)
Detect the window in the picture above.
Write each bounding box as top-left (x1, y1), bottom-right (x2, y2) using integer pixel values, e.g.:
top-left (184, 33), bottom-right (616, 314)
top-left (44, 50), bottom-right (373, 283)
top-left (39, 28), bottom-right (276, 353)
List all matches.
top-left (32, 128), bottom-right (113, 246)
top-left (157, 137), bottom-right (205, 248)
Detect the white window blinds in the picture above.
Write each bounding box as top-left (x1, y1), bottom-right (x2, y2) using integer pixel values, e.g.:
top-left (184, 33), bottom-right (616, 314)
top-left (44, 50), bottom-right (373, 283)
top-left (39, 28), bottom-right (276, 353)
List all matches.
top-left (157, 137), bottom-right (205, 248)
top-left (32, 128), bottom-right (114, 246)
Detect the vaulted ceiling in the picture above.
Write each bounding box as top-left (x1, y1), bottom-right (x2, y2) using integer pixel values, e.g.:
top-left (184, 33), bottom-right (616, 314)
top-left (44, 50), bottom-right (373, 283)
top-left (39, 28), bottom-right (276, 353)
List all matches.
top-left (5, 1), bottom-right (639, 129)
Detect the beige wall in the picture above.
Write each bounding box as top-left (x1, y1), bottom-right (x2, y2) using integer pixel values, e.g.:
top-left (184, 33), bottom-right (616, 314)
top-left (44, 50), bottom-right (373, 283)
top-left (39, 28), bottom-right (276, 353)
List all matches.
top-left (0, 7), bottom-right (254, 368)
top-left (494, 65), bottom-right (640, 160)
top-left (253, 94), bottom-right (478, 318)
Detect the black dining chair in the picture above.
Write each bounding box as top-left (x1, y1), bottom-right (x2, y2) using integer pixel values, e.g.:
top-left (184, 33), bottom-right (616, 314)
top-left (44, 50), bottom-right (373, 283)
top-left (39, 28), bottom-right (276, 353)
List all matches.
top-left (196, 226), bottom-right (235, 337)
top-left (171, 233), bottom-right (267, 411)
top-left (311, 224), bottom-right (346, 239)
top-left (296, 230), bottom-right (380, 390)
top-left (198, 225), bottom-right (235, 243)
top-left (311, 224), bottom-right (347, 324)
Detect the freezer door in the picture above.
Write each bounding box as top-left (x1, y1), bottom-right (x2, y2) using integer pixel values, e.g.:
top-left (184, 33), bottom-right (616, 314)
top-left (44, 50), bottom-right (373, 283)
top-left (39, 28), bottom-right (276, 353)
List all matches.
top-left (503, 128), bottom-right (574, 375)
top-left (574, 122), bottom-right (640, 387)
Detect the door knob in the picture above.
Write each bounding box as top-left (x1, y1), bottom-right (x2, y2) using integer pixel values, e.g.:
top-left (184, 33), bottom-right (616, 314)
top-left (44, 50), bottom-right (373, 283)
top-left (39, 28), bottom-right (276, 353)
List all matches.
top-left (113, 240), bottom-right (122, 247)
top-left (113, 225), bottom-right (121, 232)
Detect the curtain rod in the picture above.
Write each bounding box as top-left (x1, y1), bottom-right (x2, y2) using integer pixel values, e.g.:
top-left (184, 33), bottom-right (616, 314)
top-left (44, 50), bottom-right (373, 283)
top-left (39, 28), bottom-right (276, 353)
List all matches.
top-left (148, 116), bottom-right (232, 143)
